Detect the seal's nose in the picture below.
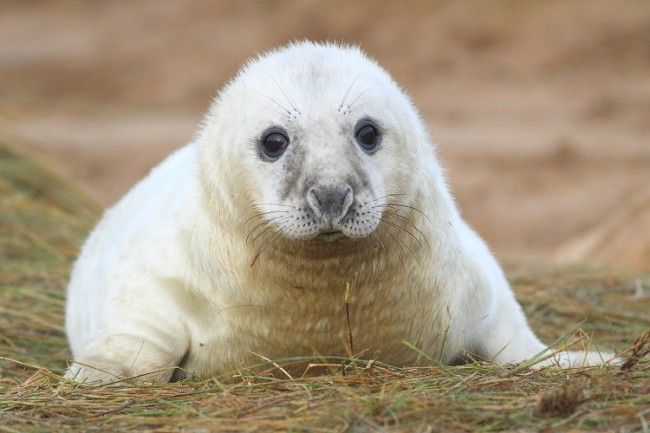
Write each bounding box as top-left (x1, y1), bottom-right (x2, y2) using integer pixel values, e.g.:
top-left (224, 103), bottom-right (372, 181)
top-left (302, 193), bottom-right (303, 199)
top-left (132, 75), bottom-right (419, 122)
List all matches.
top-left (306, 184), bottom-right (354, 222)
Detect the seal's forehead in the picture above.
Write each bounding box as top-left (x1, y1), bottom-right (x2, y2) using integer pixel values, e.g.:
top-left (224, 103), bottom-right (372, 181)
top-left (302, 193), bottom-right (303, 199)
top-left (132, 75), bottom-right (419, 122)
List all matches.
top-left (247, 42), bottom-right (381, 81)
top-left (229, 42), bottom-right (397, 110)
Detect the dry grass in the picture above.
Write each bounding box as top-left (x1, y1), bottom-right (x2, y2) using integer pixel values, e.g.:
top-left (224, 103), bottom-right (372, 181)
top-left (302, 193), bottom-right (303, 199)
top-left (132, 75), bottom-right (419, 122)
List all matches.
top-left (0, 146), bottom-right (648, 432)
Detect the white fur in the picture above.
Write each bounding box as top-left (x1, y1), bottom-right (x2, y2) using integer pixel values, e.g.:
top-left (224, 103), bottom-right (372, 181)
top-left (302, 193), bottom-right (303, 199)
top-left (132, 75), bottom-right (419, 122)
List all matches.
top-left (65, 41), bottom-right (616, 383)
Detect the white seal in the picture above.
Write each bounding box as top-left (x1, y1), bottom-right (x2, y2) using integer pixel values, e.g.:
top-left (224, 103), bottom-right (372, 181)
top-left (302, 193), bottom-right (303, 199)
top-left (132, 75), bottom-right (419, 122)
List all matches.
top-left (65, 41), bottom-right (616, 383)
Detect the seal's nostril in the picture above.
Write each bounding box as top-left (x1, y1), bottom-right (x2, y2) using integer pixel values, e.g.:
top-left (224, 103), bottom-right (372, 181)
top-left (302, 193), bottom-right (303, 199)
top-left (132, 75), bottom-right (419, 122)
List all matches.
top-left (343, 186), bottom-right (353, 205)
top-left (306, 187), bottom-right (321, 218)
top-left (309, 189), bottom-right (321, 206)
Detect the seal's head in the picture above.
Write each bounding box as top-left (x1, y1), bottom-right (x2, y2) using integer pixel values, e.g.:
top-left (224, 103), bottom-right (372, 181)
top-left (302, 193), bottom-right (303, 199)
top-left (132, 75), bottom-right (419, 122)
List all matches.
top-left (199, 41), bottom-right (433, 244)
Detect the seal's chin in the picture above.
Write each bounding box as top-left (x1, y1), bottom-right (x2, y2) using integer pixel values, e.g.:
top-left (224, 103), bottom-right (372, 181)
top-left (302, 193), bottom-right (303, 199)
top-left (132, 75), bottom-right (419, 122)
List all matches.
top-left (314, 230), bottom-right (347, 242)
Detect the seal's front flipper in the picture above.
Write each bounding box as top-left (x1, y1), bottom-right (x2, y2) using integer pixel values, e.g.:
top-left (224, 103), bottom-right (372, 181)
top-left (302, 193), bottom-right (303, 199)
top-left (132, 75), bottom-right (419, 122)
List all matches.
top-left (66, 330), bottom-right (188, 384)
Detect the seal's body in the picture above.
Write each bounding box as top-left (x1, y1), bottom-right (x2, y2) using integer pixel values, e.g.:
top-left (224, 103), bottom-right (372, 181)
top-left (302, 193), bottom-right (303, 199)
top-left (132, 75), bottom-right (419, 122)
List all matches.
top-left (65, 42), bottom-right (613, 383)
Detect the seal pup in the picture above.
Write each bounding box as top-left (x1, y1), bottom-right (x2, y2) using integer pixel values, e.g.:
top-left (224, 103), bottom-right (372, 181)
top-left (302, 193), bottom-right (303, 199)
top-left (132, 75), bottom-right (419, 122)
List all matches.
top-left (65, 41), bottom-right (616, 383)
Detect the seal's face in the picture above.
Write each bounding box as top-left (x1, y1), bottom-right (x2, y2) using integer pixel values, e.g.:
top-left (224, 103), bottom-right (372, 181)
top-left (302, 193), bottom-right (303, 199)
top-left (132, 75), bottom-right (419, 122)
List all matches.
top-left (202, 43), bottom-right (425, 244)
top-left (253, 114), bottom-right (384, 241)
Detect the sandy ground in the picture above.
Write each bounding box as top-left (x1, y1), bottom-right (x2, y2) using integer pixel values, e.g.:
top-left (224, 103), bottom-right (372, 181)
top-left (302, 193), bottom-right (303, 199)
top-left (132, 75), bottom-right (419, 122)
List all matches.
top-left (1, 0), bottom-right (648, 270)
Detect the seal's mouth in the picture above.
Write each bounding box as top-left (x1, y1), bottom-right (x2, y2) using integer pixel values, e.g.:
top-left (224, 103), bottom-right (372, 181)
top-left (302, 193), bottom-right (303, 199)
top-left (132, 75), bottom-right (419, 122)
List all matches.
top-left (315, 230), bottom-right (346, 242)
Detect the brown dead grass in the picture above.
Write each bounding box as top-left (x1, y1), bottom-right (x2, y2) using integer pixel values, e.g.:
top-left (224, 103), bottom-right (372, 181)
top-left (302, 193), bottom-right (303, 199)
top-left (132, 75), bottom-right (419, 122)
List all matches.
top-left (0, 146), bottom-right (649, 432)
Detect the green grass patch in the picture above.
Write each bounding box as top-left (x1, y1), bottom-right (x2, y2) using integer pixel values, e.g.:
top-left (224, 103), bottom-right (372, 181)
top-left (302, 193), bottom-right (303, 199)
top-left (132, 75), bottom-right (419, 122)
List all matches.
top-left (0, 146), bottom-right (648, 432)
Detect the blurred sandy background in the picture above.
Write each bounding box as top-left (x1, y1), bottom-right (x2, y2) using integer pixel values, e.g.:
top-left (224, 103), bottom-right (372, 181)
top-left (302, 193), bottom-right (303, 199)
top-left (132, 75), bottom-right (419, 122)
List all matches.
top-left (1, 0), bottom-right (648, 270)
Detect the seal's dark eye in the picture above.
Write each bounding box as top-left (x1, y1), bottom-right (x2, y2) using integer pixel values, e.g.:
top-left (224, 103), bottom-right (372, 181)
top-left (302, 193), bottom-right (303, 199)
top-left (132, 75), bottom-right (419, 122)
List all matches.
top-left (259, 128), bottom-right (289, 160)
top-left (354, 119), bottom-right (381, 153)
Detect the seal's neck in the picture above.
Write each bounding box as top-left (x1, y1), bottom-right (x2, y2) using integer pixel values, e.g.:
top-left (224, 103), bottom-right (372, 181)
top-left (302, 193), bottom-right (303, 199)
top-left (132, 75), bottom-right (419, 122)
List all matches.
top-left (252, 238), bottom-right (391, 292)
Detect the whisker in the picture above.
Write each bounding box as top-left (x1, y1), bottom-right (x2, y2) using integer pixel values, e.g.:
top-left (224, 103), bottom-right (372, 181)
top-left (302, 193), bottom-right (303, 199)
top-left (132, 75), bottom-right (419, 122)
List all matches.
top-left (367, 213), bottom-right (418, 266)
top-left (369, 229), bottom-right (391, 267)
top-left (373, 203), bottom-right (432, 223)
top-left (346, 83), bottom-right (378, 111)
top-left (338, 65), bottom-right (366, 112)
top-left (364, 193), bottom-right (410, 205)
top-left (250, 226), bottom-right (272, 248)
top-left (244, 210), bottom-right (288, 226)
top-left (270, 75), bottom-right (301, 115)
top-left (380, 210), bottom-right (430, 249)
top-left (266, 107), bottom-right (293, 120)
top-left (250, 220), bottom-right (294, 267)
top-left (346, 98), bottom-right (376, 115)
top-left (262, 94), bottom-right (293, 117)
top-left (250, 217), bottom-right (287, 246)
top-left (250, 226), bottom-right (284, 265)
top-left (246, 215), bottom-right (287, 245)
top-left (259, 203), bottom-right (298, 209)
top-left (377, 224), bottom-right (410, 272)
top-left (369, 211), bottom-right (423, 252)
